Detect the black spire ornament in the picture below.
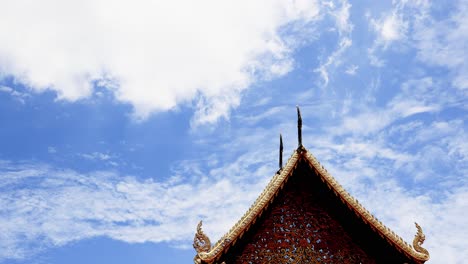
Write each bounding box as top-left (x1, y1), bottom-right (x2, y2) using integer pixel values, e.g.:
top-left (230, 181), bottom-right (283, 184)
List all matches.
top-left (279, 133), bottom-right (283, 171)
top-left (297, 106), bottom-right (303, 149)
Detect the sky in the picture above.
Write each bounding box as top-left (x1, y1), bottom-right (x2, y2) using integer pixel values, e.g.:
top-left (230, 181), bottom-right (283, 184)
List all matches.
top-left (0, 0), bottom-right (467, 263)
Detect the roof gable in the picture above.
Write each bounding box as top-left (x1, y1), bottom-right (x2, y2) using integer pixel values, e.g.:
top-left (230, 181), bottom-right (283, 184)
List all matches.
top-left (193, 109), bottom-right (429, 264)
top-left (216, 157), bottom-right (383, 263)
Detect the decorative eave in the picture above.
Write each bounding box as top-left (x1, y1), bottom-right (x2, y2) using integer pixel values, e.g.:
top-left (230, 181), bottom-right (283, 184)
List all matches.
top-left (193, 108), bottom-right (430, 264)
top-left (302, 149), bottom-right (430, 263)
top-left (193, 150), bottom-right (301, 264)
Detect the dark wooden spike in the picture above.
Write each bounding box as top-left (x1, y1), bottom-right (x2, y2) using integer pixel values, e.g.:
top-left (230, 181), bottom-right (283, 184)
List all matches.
top-left (279, 134), bottom-right (283, 170)
top-left (297, 106), bottom-right (302, 148)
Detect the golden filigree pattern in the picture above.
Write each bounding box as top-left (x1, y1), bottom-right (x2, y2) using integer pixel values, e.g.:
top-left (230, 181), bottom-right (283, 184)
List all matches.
top-left (237, 247), bottom-right (373, 264)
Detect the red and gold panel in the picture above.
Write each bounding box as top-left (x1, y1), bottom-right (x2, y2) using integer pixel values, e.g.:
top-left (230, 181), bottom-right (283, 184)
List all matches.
top-left (227, 164), bottom-right (377, 264)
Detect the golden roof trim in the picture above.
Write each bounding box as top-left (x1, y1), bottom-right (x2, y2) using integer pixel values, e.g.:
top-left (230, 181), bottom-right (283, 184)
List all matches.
top-left (194, 151), bottom-right (300, 263)
top-left (194, 148), bottom-right (430, 263)
top-left (302, 150), bottom-right (429, 263)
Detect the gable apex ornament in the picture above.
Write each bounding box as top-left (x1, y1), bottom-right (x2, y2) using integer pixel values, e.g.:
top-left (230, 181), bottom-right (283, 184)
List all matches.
top-left (296, 105), bottom-right (302, 149)
top-left (279, 133), bottom-right (283, 172)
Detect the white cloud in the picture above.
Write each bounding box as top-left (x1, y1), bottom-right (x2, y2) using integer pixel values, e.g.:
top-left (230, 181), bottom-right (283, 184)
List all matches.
top-left (325, 77), bottom-right (450, 137)
top-left (344, 64), bottom-right (358, 75)
top-left (367, 0), bottom-right (468, 91)
top-left (371, 12), bottom-right (408, 46)
top-left (0, 0), bottom-right (321, 125)
top-left (306, 116), bottom-right (468, 264)
top-left (47, 147), bottom-right (57, 154)
top-left (0, 85), bottom-right (29, 103)
top-left (80, 152), bottom-right (112, 161)
top-left (1, 85), bottom-right (467, 263)
top-left (367, 10), bottom-right (408, 66)
top-left (0, 146), bottom-right (277, 261)
top-left (314, 0), bottom-right (353, 86)
top-left (366, 0), bottom-right (427, 66)
top-left (0, 86), bottom-right (13, 93)
top-left (314, 37), bottom-right (352, 86)
top-left (235, 105), bottom-right (288, 125)
top-left (78, 152), bottom-right (120, 167)
top-left (413, 0), bottom-right (468, 90)
top-left (352, 181), bottom-right (468, 264)
top-left (327, 0), bottom-right (353, 34)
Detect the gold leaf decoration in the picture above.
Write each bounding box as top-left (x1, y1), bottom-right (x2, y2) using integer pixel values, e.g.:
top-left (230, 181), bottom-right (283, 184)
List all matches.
top-left (413, 223), bottom-right (429, 257)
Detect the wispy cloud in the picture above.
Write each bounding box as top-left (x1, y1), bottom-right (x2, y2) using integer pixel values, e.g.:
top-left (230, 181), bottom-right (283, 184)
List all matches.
top-left (366, 0), bottom-right (428, 66)
top-left (1, 1), bottom-right (467, 264)
top-left (352, 178), bottom-right (468, 264)
top-left (413, 0), bottom-right (468, 90)
top-left (47, 147), bottom-right (57, 154)
top-left (1, 105), bottom-right (467, 263)
top-left (344, 64), bottom-right (358, 75)
top-left (0, 85), bottom-right (29, 103)
top-left (0, 145), bottom-right (279, 262)
top-left (1, 84), bottom-right (467, 262)
top-left (314, 0), bottom-right (353, 86)
top-left (79, 152), bottom-right (113, 161)
top-left (77, 151), bottom-right (120, 167)
top-left (315, 37), bottom-right (352, 86)
top-left (305, 121), bottom-right (468, 263)
top-left (370, 11), bottom-right (408, 47)
top-left (366, 0), bottom-right (468, 91)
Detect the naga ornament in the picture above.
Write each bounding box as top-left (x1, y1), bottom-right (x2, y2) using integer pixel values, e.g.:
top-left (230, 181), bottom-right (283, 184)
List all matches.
top-left (193, 221), bottom-right (212, 253)
top-left (413, 222), bottom-right (429, 257)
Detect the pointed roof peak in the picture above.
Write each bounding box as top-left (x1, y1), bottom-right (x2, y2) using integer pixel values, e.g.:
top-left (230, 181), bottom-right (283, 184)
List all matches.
top-left (193, 108), bottom-right (429, 264)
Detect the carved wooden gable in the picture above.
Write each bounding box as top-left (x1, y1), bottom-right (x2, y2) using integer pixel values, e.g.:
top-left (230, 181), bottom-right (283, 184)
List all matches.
top-left (193, 108), bottom-right (429, 264)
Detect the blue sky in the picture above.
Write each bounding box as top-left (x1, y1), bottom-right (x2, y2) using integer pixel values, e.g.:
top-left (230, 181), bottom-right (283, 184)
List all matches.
top-left (0, 0), bottom-right (467, 263)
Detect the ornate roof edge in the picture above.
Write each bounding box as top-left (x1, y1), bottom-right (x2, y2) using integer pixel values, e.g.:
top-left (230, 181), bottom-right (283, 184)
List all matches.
top-left (194, 150), bottom-right (300, 263)
top-left (193, 148), bottom-right (430, 264)
top-left (302, 150), bottom-right (430, 263)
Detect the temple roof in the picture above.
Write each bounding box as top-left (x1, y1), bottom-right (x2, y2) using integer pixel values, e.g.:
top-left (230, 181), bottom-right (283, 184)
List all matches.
top-left (193, 109), bottom-right (430, 264)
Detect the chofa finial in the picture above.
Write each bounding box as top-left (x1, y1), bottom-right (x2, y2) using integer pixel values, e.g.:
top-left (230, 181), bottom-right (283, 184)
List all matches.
top-left (193, 221), bottom-right (211, 253)
top-left (297, 106), bottom-right (302, 149)
top-left (279, 134), bottom-right (283, 171)
top-left (413, 222), bottom-right (429, 257)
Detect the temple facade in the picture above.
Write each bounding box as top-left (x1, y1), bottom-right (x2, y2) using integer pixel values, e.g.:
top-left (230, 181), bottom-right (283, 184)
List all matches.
top-left (193, 108), bottom-right (429, 264)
